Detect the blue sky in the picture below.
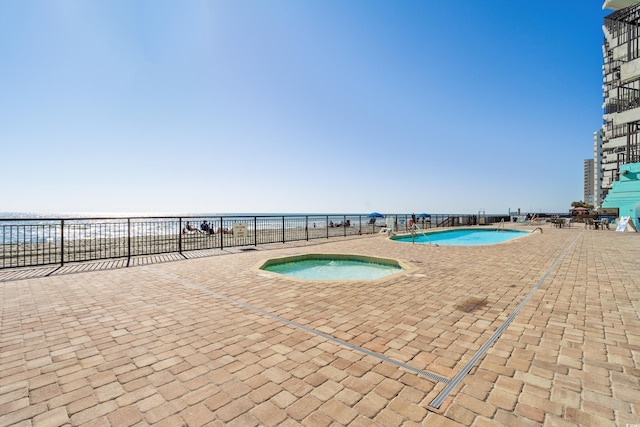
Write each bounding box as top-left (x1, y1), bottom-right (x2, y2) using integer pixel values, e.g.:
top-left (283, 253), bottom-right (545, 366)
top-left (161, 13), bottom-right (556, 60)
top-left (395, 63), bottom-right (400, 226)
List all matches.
top-left (0, 1), bottom-right (607, 215)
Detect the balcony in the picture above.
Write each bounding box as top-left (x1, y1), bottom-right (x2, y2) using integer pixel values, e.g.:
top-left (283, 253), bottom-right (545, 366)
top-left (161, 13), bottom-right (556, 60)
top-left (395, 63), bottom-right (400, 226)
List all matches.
top-left (604, 97), bottom-right (640, 115)
top-left (604, 0), bottom-right (639, 11)
top-left (621, 57), bottom-right (640, 82)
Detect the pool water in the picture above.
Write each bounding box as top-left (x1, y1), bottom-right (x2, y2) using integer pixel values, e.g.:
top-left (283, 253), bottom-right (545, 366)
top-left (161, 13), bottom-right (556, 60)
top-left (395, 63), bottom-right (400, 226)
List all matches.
top-left (262, 257), bottom-right (403, 280)
top-left (391, 228), bottom-right (529, 246)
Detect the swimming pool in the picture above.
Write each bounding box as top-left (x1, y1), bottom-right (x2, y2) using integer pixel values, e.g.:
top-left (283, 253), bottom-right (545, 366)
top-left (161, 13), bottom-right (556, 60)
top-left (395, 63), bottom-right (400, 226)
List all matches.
top-left (259, 254), bottom-right (406, 280)
top-left (391, 228), bottom-right (530, 246)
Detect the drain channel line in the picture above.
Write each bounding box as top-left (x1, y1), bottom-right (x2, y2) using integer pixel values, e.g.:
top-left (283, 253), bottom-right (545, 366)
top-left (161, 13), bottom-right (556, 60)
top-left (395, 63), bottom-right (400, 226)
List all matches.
top-left (147, 268), bottom-right (451, 385)
top-left (429, 231), bottom-right (583, 409)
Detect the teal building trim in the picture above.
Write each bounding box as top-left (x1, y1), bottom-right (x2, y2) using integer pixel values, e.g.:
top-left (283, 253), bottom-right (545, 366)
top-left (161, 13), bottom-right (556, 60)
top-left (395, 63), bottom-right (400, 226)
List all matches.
top-left (602, 162), bottom-right (640, 231)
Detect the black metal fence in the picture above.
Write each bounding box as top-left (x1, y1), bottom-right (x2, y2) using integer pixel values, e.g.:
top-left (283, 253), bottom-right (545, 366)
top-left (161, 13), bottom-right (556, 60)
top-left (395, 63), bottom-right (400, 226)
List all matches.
top-left (0, 213), bottom-right (510, 270)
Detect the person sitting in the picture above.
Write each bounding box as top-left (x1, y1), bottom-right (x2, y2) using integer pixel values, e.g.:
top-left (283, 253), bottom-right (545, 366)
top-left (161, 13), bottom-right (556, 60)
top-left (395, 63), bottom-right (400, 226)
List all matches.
top-left (200, 220), bottom-right (210, 233)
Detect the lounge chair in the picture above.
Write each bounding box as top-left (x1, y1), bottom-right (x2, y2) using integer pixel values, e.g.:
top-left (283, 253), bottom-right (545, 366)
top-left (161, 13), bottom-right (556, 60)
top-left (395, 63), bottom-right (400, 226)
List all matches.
top-left (379, 217), bottom-right (396, 234)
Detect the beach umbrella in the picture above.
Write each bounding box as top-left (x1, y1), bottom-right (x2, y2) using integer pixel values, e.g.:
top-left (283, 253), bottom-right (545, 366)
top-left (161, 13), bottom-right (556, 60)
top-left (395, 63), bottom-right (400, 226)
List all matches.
top-left (417, 213), bottom-right (431, 218)
top-left (367, 212), bottom-right (385, 218)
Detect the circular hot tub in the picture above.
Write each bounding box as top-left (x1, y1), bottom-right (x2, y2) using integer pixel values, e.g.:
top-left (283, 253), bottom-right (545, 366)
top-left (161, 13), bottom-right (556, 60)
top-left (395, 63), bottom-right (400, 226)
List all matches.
top-left (257, 254), bottom-right (411, 280)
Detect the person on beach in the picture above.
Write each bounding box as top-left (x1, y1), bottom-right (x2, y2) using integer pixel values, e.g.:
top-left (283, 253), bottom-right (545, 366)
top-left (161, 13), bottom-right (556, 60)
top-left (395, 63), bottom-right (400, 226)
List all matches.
top-left (200, 220), bottom-right (209, 233)
top-left (184, 221), bottom-right (204, 234)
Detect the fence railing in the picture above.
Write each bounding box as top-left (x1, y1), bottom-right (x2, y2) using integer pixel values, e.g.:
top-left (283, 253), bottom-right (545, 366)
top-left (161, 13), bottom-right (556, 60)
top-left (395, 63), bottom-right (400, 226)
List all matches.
top-left (0, 213), bottom-right (510, 270)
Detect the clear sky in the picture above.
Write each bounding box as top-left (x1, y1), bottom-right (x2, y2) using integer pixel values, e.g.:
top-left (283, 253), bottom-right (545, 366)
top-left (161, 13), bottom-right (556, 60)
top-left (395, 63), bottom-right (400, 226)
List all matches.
top-left (0, 1), bottom-right (607, 215)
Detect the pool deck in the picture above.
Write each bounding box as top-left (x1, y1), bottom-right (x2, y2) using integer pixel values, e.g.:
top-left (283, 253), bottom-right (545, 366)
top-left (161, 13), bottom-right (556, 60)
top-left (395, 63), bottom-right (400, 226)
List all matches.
top-left (0, 224), bottom-right (638, 426)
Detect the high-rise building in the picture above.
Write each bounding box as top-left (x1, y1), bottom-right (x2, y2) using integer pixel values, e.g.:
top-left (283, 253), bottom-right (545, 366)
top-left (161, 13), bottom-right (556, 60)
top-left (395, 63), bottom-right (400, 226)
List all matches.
top-left (584, 158), bottom-right (595, 204)
top-left (600, 0), bottom-right (640, 203)
top-left (593, 130), bottom-right (604, 206)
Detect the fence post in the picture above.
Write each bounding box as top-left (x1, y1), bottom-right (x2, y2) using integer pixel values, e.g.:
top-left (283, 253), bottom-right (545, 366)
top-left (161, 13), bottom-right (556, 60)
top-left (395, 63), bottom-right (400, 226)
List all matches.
top-left (220, 217), bottom-right (224, 250)
top-left (306, 216), bottom-right (309, 241)
top-left (282, 216), bottom-right (285, 244)
top-left (254, 216), bottom-right (257, 246)
top-left (127, 218), bottom-right (131, 267)
top-left (60, 219), bottom-right (65, 267)
top-left (343, 215), bottom-right (347, 237)
top-left (178, 218), bottom-right (183, 255)
top-left (326, 215), bottom-right (329, 239)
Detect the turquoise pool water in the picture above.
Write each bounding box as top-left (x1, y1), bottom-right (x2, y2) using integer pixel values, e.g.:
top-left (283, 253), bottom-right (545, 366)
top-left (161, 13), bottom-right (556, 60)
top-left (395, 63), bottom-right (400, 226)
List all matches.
top-left (391, 228), bottom-right (529, 246)
top-left (262, 257), bottom-right (403, 280)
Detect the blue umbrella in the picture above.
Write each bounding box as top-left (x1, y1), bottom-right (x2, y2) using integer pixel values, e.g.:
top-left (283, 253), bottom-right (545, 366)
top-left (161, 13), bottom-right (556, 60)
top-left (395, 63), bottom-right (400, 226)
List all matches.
top-left (367, 212), bottom-right (385, 218)
top-left (418, 213), bottom-right (431, 218)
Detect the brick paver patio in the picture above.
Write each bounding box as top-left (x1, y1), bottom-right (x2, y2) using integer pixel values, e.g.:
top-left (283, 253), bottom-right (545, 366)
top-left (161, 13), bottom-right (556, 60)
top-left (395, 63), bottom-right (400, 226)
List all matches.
top-left (1, 224), bottom-right (638, 426)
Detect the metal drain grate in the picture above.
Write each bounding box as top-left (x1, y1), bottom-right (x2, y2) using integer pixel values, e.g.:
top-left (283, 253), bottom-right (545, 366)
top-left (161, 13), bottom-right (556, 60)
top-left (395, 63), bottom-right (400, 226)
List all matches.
top-left (429, 231), bottom-right (582, 409)
top-left (148, 267), bottom-right (451, 385)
